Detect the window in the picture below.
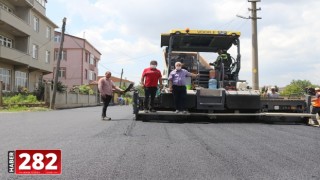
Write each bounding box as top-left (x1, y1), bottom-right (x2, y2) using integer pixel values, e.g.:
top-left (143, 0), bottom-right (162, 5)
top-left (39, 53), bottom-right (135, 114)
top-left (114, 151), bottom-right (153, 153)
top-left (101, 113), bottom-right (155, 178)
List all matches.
top-left (45, 50), bottom-right (50, 63)
top-left (84, 69), bottom-right (88, 79)
top-left (33, 16), bottom-right (39, 32)
top-left (46, 26), bottom-right (51, 39)
top-left (15, 71), bottom-right (27, 91)
top-left (0, 68), bottom-right (11, 91)
top-left (32, 44), bottom-right (38, 59)
top-left (0, 35), bottom-right (13, 48)
top-left (85, 53), bottom-right (89, 62)
top-left (89, 54), bottom-right (95, 65)
top-left (58, 68), bottom-right (66, 78)
top-left (54, 35), bottom-right (60, 43)
top-left (54, 50), bottom-right (67, 61)
top-left (89, 71), bottom-right (94, 80)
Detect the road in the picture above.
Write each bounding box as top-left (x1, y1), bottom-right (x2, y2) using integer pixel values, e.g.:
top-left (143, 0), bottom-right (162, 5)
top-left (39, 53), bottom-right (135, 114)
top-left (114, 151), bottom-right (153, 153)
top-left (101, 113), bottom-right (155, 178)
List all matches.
top-left (0, 105), bottom-right (319, 180)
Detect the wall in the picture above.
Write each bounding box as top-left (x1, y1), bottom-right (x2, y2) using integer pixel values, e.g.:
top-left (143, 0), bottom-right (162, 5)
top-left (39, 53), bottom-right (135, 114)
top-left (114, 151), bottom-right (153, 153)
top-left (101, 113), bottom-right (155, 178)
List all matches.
top-left (44, 82), bottom-right (101, 109)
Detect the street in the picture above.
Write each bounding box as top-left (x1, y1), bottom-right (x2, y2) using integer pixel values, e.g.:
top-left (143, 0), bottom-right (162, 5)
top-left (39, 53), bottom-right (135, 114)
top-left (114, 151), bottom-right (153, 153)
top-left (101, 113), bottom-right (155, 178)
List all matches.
top-left (0, 105), bottom-right (320, 180)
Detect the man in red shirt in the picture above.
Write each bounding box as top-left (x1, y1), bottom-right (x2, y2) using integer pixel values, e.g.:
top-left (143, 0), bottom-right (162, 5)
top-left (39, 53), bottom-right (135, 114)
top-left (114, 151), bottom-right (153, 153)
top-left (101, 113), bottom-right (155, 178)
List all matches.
top-left (141, 60), bottom-right (162, 113)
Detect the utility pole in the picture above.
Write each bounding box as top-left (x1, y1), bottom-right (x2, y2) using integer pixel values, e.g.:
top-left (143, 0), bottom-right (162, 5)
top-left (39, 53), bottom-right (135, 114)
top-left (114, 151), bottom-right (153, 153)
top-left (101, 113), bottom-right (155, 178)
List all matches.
top-left (51, 17), bottom-right (66, 109)
top-left (237, 1), bottom-right (261, 90)
top-left (248, 0), bottom-right (261, 90)
top-left (119, 68), bottom-right (123, 88)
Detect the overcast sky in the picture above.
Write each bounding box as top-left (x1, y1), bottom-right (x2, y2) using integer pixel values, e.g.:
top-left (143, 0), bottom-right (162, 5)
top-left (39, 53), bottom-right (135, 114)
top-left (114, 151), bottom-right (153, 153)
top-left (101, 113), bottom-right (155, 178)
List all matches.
top-left (46, 0), bottom-right (320, 87)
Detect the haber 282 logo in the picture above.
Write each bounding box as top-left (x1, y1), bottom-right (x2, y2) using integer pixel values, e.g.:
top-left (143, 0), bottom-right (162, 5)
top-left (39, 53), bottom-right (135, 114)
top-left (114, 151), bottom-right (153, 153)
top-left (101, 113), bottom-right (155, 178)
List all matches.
top-left (8, 150), bottom-right (62, 175)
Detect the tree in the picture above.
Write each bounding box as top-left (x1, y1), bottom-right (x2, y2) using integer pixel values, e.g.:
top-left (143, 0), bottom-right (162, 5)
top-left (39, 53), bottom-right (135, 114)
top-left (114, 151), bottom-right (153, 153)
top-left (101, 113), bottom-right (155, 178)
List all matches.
top-left (281, 80), bottom-right (315, 96)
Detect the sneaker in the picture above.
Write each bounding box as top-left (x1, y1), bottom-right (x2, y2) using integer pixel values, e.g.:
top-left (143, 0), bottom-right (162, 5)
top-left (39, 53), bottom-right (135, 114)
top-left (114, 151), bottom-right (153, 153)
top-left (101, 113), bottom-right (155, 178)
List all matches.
top-left (150, 109), bottom-right (156, 113)
top-left (144, 109), bottom-right (149, 113)
top-left (102, 117), bottom-right (111, 121)
top-left (175, 110), bottom-right (179, 113)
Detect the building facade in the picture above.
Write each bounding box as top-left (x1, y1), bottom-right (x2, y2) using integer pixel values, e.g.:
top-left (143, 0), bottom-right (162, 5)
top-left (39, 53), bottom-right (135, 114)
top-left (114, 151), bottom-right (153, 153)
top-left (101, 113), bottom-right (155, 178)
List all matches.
top-left (0, 0), bottom-right (58, 92)
top-left (44, 32), bottom-right (101, 90)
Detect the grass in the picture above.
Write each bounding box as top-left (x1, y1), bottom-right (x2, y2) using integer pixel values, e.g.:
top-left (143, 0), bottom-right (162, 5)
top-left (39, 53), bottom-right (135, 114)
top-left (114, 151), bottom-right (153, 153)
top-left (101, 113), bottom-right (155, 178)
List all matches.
top-left (0, 106), bottom-right (50, 112)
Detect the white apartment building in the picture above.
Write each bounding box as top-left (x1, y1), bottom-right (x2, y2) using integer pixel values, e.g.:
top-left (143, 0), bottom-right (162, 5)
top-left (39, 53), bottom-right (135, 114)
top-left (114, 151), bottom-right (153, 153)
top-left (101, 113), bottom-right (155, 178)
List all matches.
top-left (0, 0), bottom-right (58, 92)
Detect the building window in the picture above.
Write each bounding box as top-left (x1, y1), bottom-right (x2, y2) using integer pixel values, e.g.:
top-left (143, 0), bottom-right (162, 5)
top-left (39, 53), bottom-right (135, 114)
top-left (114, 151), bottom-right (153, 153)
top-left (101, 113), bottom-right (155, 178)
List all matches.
top-left (54, 35), bottom-right (60, 43)
top-left (54, 50), bottom-right (67, 61)
top-left (45, 50), bottom-right (50, 63)
top-left (15, 71), bottom-right (27, 91)
top-left (32, 44), bottom-right (38, 59)
top-left (46, 26), bottom-right (51, 39)
top-left (0, 35), bottom-right (13, 48)
top-left (33, 16), bottom-right (39, 32)
top-left (85, 52), bottom-right (89, 62)
top-left (84, 69), bottom-right (88, 79)
top-left (89, 71), bottom-right (94, 80)
top-left (0, 68), bottom-right (11, 91)
top-left (58, 68), bottom-right (66, 78)
top-left (89, 54), bottom-right (95, 65)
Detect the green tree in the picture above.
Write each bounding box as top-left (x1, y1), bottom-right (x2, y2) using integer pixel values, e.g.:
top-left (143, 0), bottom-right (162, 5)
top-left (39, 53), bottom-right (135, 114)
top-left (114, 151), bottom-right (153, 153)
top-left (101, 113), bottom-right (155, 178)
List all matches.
top-left (281, 80), bottom-right (315, 96)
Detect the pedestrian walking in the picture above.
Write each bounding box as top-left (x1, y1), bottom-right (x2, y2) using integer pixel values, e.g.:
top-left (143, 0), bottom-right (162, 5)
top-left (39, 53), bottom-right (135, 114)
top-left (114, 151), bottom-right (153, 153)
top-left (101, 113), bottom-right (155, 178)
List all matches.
top-left (98, 71), bottom-right (124, 120)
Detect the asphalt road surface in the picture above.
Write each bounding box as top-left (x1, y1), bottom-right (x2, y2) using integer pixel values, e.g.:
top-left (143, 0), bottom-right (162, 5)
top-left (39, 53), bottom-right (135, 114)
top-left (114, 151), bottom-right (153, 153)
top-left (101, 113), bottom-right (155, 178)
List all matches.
top-left (0, 105), bottom-right (319, 180)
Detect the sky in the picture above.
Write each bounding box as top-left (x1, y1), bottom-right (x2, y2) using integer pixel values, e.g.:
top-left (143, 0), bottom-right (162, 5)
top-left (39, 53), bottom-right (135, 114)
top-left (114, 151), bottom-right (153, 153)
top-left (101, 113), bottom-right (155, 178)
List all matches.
top-left (46, 0), bottom-right (320, 87)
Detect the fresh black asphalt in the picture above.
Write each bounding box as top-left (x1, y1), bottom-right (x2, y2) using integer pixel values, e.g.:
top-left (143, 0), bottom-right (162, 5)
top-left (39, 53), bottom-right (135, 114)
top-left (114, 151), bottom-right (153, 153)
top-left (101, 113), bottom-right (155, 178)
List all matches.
top-left (1, 106), bottom-right (319, 180)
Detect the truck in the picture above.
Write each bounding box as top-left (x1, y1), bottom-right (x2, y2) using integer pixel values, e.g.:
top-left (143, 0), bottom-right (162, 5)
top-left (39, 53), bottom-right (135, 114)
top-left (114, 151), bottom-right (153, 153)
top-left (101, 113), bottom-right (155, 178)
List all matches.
top-left (133, 29), bottom-right (317, 123)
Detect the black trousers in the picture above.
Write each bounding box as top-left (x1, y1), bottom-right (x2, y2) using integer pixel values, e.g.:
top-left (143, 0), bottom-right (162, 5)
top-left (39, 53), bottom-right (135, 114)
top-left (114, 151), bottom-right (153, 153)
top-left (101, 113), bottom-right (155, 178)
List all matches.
top-left (172, 85), bottom-right (187, 111)
top-left (101, 94), bottom-right (112, 117)
top-left (310, 106), bottom-right (320, 115)
top-left (144, 87), bottom-right (158, 110)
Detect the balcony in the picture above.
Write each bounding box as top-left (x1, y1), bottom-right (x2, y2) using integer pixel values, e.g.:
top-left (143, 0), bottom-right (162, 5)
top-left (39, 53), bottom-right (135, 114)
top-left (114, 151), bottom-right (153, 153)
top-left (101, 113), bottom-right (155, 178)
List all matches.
top-left (0, 45), bottom-right (32, 66)
top-left (0, 8), bottom-right (32, 36)
top-left (0, 45), bottom-right (51, 73)
top-left (9, 0), bottom-right (33, 7)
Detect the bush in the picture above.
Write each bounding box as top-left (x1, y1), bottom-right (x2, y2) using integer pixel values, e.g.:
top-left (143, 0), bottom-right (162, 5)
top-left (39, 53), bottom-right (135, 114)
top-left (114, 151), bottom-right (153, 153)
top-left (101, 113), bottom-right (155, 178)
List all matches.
top-left (78, 85), bottom-right (94, 95)
top-left (51, 80), bottom-right (67, 93)
top-left (3, 94), bottom-right (40, 107)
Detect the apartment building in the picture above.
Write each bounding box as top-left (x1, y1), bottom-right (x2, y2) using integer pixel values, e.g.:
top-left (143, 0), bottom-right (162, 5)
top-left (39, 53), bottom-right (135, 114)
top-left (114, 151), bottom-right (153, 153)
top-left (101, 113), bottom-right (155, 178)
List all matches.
top-left (0, 0), bottom-right (58, 92)
top-left (43, 32), bottom-right (101, 89)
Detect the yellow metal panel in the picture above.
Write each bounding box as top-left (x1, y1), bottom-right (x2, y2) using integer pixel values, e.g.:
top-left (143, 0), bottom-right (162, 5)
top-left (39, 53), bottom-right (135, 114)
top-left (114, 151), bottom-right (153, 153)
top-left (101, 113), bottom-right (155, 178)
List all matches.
top-left (168, 29), bottom-right (241, 36)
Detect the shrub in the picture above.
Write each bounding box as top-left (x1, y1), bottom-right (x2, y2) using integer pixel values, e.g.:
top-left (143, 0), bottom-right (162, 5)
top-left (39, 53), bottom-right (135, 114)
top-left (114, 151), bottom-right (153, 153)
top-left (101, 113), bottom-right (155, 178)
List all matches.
top-left (78, 85), bottom-right (94, 95)
top-left (3, 94), bottom-right (40, 107)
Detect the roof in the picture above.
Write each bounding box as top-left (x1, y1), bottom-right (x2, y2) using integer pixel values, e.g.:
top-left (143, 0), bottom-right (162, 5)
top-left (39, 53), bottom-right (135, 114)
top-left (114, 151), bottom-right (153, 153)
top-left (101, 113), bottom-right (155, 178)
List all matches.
top-left (161, 29), bottom-right (241, 53)
top-left (55, 31), bottom-right (102, 55)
